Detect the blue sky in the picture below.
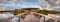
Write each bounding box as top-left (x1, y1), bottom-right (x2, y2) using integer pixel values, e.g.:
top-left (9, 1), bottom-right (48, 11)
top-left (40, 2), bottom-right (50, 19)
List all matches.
top-left (0, 0), bottom-right (60, 11)
top-left (4, 0), bottom-right (39, 8)
top-left (0, 0), bottom-right (40, 10)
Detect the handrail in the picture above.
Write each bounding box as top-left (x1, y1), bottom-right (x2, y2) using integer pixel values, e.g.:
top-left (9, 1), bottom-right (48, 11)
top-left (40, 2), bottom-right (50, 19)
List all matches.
top-left (34, 12), bottom-right (59, 22)
top-left (34, 12), bottom-right (58, 19)
top-left (13, 12), bottom-right (60, 22)
top-left (15, 13), bottom-right (25, 17)
top-left (15, 13), bottom-right (26, 22)
top-left (15, 12), bottom-right (45, 22)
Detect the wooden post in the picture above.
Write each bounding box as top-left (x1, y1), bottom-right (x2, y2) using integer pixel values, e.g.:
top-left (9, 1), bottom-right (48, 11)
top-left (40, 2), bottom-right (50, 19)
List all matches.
top-left (18, 16), bottom-right (20, 22)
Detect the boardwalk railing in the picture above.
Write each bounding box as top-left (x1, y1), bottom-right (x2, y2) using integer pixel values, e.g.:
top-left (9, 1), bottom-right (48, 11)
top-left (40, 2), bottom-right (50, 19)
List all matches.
top-left (34, 12), bottom-right (60, 22)
top-left (16, 12), bottom-right (60, 22)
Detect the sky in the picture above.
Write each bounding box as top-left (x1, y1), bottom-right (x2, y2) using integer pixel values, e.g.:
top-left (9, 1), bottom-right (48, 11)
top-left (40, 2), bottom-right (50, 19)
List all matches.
top-left (0, 0), bottom-right (60, 11)
top-left (0, 0), bottom-right (40, 10)
top-left (4, 0), bottom-right (39, 8)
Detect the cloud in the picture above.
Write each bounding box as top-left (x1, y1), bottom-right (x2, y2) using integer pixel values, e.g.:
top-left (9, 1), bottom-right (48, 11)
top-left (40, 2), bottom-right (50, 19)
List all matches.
top-left (51, 6), bottom-right (60, 11)
top-left (1, 0), bottom-right (60, 11)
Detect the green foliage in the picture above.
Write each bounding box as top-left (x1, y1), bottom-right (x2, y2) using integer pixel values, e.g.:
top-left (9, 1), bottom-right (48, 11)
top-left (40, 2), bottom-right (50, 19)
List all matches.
top-left (13, 10), bottom-right (24, 15)
top-left (37, 10), bottom-right (60, 14)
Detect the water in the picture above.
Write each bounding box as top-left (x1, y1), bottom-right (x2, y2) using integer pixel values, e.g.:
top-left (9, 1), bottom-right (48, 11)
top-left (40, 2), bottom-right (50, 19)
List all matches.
top-left (0, 12), bottom-right (14, 19)
top-left (48, 14), bottom-right (60, 18)
top-left (0, 12), bottom-right (19, 22)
